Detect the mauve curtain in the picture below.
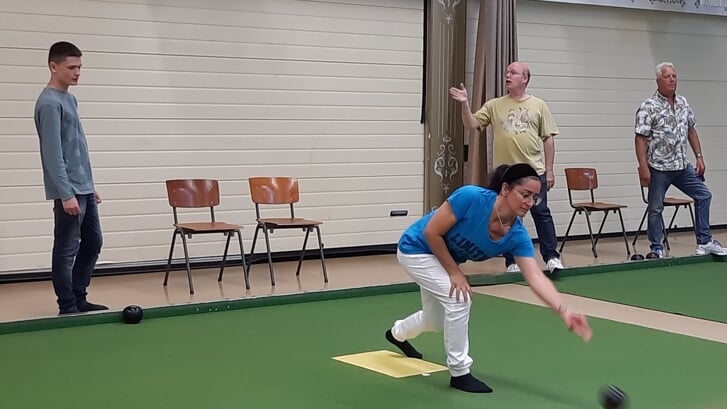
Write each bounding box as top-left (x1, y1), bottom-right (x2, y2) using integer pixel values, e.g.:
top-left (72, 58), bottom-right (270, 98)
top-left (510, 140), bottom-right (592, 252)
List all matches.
top-left (466, 0), bottom-right (518, 186)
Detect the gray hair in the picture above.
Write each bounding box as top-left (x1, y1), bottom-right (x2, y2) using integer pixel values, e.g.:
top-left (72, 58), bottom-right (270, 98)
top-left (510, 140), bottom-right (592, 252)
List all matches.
top-left (655, 62), bottom-right (675, 78)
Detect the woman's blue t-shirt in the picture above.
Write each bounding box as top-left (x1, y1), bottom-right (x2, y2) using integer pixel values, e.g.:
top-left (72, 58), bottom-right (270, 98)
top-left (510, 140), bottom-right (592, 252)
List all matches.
top-left (398, 185), bottom-right (534, 264)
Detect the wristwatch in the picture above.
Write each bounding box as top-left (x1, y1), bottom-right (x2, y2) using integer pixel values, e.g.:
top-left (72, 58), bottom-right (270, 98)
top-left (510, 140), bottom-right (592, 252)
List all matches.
top-left (696, 153), bottom-right (703, 158)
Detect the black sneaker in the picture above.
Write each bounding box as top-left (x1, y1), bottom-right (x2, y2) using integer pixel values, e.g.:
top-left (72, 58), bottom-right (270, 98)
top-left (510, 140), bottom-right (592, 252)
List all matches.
top-left (59, 307), bottom-right (80, 315)
top-left (450, 373), bottom-right (493, 393)
top-left (77, 301), bottom-right (109, 312)
top-left (385, 329), bottom-right (423, 359)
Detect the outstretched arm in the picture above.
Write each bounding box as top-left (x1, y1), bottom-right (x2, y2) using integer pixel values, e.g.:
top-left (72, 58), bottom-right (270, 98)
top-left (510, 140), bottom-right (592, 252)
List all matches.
top-left (449, 83), bottom-right (482, 130)
top-left (517, 256), bottom-right (593, 342)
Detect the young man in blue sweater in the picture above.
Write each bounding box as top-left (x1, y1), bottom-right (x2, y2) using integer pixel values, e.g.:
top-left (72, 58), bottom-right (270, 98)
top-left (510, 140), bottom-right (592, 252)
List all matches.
top-left (34, 41), bottom-right (108, 315)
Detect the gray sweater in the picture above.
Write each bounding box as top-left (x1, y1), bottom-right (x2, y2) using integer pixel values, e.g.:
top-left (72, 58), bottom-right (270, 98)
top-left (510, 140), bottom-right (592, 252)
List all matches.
top-left (34, 87), bottom-right (95, 201)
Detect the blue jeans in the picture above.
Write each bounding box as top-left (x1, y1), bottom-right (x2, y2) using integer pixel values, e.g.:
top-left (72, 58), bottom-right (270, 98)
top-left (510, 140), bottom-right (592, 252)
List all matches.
top-left (648, 164), bottom-right (712, 250)
top-left (505, 174), bottom-right (560, 266)
top-left (52, 193), bottom-right (103, 312)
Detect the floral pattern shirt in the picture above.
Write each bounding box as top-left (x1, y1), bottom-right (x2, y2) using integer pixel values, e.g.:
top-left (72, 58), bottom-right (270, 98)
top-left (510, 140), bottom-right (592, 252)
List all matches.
top-left (634, 91), bottom-right (695, 171)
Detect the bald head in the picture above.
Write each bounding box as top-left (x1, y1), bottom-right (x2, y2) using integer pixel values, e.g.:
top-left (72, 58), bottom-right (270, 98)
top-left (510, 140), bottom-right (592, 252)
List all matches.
top-left (505, 61), bottom-right (531, 95)
top-left (510, 62), bottom-right (530, 84)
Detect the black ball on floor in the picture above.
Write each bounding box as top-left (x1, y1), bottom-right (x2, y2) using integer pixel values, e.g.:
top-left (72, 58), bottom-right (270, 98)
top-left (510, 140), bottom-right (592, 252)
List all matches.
top-left (122, 305), bottom-right (144, 324)
top-left (599, 385), bottom-right (628, 409)
top-left (630, 253), bottom-right (645, 261)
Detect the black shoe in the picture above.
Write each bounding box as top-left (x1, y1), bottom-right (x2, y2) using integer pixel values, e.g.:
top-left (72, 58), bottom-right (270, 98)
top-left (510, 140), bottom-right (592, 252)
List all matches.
top-left (385, 329), bottom-right (423, 359)
top-left (645, 250), bottom-right (663, 259)
top-left (77, 301), bottom-right (109, 312)
top-left (59, 307), bottom-right (80, 315)
top-left (450, 373), bottom-right (493, 393)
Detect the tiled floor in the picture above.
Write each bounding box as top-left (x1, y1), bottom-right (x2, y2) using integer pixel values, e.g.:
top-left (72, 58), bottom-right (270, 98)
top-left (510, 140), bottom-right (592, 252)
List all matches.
top-left (0, 231), bottom-right (724, 323)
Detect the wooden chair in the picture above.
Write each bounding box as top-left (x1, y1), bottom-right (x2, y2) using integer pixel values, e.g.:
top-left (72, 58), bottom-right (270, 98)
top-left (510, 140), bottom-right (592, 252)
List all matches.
top-left (559, 168), bottom-right (630, 258)
top-left (632, 166), bottom-right (695, 251)
top-left (247, 177), bottom-right (328, 286)
top-left (164, 179), bottom-right (249, 294)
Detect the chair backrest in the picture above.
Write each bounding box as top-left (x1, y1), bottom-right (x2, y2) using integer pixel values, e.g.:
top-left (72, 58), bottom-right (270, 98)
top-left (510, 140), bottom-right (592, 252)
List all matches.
top-left (166, 179), bottom-right (221, 208)
top-left (564, 168), bottom-right (599, 190)
top-left (248, 177), bottom-right (300, 205)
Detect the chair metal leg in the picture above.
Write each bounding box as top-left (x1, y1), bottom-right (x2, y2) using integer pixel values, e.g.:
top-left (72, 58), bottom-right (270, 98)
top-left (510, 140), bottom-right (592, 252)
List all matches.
top-left (179, 232), bottom-right (195, 294)
top-left (218, 231), bottom-right (233, 282)
top-left (583, 210), bottom-right (597, 257)
top-left (236, 230), bottom-right (250, 290)
top-left (164, 230), bottom-right (178, 286)
top-left (246, 224), bottom-right (261, 276)
top-left (632, 209), bottom-right (648, 247)
top-left (315, 226), bottom-right (328, 283)
top-left (593, 210), bottom-right (611, 249)
top-left (616, 209), bottom-right (631, 256)
top-left (662, 217), bottom-right (671, 251)
top-left (296, 227), bottom-right (312, 276)
top-left (687, 203), bottom-right (695, 228)
top-left (262, 225), bottom-right (275, 286)
top-left (559, 210), bottom-right (578, 253)
top-left (666, 205), bottom-right (681, 231)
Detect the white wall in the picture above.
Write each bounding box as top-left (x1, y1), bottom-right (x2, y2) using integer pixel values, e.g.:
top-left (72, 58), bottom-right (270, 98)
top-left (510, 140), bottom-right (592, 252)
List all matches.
top-left (0, 0), bottom-right (425, 273)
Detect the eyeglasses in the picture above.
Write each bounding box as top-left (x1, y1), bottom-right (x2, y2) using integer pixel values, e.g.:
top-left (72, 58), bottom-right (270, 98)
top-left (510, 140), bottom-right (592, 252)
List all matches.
top-left (513, 188), bottom-right (542, 206)
top-left (505, 70), bottom-right (525, 77)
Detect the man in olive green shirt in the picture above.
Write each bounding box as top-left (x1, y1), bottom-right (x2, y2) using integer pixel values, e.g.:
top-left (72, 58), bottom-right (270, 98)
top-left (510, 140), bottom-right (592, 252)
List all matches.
top-left (450, 61), bottom-right (563, 277)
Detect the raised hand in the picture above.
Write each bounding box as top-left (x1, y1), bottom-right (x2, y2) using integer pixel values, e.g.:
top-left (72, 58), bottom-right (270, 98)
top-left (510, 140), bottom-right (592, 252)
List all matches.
top-left (448, 83), bottom-right (469, 103)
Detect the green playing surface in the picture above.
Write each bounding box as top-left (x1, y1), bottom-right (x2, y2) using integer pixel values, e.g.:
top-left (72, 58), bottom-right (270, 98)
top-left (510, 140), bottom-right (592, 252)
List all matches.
top-left (552, 261), bottom-right (727, 323)
top-left (1, 291), bottom-right (725, 409)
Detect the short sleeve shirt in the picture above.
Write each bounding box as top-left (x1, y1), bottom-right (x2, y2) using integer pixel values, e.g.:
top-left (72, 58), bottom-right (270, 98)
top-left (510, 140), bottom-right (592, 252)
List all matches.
top-left (398, 185), bottom-right (534, 264)
top-left (634, 91), bottom-right (695, 171)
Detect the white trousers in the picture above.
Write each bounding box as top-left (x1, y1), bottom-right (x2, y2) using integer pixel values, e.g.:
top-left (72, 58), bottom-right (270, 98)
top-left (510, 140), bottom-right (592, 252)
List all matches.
top-left (392, 250), bottom-right (473, 376)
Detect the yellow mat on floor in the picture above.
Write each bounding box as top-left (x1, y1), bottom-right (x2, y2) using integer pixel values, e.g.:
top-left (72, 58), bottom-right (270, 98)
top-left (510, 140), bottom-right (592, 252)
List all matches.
top-left (333, 349), bottom-right (448, 378)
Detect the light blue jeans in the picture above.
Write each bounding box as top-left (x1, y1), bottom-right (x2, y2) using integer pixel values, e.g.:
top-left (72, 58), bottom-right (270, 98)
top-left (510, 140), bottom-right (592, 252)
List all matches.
top-left (647, 164), bottom-right (712, 250)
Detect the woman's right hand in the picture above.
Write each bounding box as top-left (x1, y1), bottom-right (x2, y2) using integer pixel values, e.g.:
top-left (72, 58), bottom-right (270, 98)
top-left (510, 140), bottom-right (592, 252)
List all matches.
top-left (560, 310), bottom-right (593, 342)
top-left (449, 272), bottom-right (472, 303)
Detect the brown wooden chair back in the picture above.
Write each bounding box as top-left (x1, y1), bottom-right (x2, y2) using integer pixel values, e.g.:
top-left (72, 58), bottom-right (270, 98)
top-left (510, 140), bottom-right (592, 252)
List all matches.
top-left (564, 168), bottom-right (599, 191)
top-left (248, 177), bottom-right (300, 205)
top-left (166, 179), bottom-right (220, 208)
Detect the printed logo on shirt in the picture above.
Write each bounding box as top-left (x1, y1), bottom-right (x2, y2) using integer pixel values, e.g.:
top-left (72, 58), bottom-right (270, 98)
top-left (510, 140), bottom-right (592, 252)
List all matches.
top-left (502, 107), bottom-right (535, 134)
top-left (448, 232), bottom-right (488, 262)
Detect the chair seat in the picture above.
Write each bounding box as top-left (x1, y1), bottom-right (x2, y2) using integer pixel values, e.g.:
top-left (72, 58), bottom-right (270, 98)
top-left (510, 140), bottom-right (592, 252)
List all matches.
top-left (572, 201), bottom-right (627, 211)
top-left (664, 197), bottom-right (693, 206)
top-left (174, 222), bottom-right (242, 233)
top-left (257, 217), bottom-right (322, 228)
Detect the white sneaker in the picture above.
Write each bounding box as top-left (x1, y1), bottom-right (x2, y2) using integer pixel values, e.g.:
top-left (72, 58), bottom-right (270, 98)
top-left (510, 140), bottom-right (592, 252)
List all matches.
top-left (696, 240), bottom-right (727, 256)
top-left (546, 257), bottom-right (565, 274)
top-left (506, 264), bottom-right (521, 273)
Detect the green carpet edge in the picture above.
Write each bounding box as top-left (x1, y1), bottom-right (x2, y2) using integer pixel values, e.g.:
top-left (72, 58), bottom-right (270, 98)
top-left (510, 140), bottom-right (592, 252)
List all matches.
top-left (0, 254), bottom-right (721, 335)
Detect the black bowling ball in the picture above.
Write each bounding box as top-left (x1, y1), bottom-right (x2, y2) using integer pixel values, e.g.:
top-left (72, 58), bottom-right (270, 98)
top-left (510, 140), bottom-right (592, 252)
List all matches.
top-left (122, 305), bottom-right (144, 324)
top-left (599, 385), bottom-right (628, 409)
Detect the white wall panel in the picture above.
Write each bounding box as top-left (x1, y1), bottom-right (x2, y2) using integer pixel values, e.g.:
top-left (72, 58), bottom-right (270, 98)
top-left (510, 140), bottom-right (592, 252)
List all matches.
top-left (0, 0), bottom-right (425, 273)
top-left (466, 0), bottom-right (727, 246)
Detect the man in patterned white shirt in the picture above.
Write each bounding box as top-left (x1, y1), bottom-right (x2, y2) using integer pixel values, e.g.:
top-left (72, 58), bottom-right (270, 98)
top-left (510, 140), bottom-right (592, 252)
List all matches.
top-left (634, 62), bottom-right (727, 259)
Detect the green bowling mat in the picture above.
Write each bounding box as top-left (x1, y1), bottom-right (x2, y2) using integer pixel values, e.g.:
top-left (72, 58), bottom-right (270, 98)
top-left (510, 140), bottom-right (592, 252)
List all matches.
top-left (552, 261), bottom-right (727, 323)
top-left (0, 292), bottom-right (725, 409)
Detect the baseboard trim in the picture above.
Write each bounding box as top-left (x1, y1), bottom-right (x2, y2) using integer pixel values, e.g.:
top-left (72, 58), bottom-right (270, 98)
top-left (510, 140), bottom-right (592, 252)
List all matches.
top-left (1, 225), bottom-right (725, 284)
